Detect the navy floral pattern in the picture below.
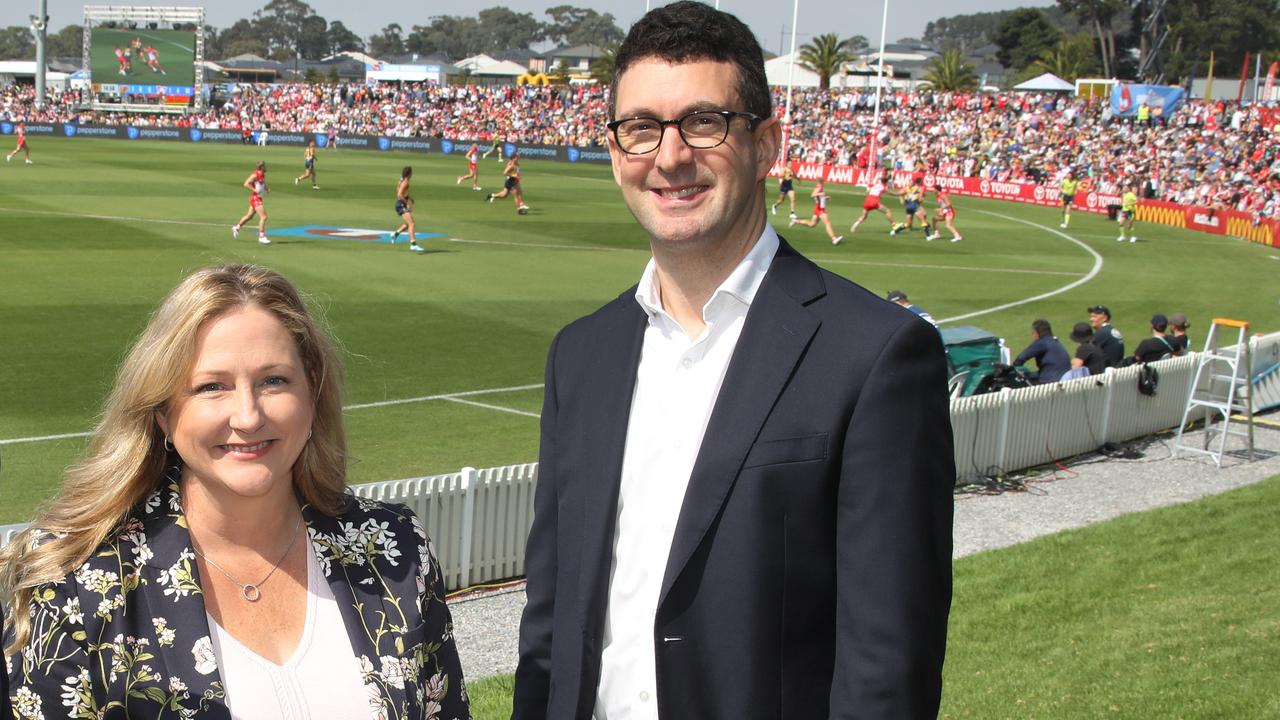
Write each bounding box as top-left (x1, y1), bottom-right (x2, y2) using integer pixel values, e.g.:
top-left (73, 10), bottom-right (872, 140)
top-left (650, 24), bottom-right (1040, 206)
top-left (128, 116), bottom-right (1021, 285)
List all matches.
top-left (4, 482), bottom-right (469, 719)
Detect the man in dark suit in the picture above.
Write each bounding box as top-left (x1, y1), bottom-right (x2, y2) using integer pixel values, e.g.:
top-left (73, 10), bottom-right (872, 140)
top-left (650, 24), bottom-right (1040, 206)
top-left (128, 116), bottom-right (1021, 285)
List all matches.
top-left (512, 3), bottom-right (954, 719)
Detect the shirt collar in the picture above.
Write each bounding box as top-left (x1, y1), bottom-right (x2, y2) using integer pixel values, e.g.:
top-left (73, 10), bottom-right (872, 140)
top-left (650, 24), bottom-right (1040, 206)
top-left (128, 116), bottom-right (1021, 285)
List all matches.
top-left (634, 224), bottom-right (780, 321)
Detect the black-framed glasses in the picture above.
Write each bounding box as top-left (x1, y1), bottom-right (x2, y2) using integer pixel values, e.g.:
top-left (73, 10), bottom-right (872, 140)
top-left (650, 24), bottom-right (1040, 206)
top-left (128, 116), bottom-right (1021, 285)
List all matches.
top-left (607, 110), bottom-right (762, 155)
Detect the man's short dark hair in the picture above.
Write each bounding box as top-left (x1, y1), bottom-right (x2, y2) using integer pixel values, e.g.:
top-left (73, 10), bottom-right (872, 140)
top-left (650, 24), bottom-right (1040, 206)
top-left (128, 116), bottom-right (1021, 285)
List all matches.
top-left (1032, 319), bottom-right (1053, 338)
top-left (609, 1), bottom-right (771, 121)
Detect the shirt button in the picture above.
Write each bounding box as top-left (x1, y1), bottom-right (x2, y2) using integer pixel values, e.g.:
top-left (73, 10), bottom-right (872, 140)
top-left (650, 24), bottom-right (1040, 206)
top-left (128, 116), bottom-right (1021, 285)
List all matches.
top-left (639, 691), bottom-right (650, 702)
top-left (681, 358), bottom-right (693, 369)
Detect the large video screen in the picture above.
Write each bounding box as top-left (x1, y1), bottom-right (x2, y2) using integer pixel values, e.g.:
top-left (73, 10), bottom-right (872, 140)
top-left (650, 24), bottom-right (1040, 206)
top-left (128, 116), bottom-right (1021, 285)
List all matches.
top-left (90, 27), bottom-right (196, 93)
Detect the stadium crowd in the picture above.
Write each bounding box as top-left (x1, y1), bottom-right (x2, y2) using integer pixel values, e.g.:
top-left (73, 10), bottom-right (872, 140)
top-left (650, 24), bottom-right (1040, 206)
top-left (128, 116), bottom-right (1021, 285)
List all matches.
top-left (3, 80), bottom-right (1279, 215)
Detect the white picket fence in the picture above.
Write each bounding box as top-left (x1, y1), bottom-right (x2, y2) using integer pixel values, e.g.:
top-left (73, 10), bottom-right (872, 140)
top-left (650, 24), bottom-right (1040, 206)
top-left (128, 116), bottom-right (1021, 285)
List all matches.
top-left (4, 333), bottom-right (1277, 590)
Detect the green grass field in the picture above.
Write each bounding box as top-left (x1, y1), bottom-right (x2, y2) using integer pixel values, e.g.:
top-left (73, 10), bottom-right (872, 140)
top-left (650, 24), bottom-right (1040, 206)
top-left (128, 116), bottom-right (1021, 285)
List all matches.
top-left (465, 475), bottom-right (1280, 719)
top-left (1, 135), bottom-right (1277, 523)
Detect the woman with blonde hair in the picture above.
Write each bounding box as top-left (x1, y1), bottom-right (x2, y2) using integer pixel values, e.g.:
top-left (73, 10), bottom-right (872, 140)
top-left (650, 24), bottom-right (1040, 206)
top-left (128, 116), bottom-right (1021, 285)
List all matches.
top-left (2, 264), bottom-right (468, 719)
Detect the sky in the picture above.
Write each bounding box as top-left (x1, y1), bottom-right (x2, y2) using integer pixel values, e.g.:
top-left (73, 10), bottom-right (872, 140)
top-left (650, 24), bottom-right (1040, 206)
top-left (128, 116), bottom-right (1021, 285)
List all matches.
top-left (3, 0), bottom-right (1050, 57)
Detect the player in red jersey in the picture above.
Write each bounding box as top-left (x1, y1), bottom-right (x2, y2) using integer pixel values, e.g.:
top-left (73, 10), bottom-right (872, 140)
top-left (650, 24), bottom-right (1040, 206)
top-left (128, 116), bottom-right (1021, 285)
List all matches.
top-left (113, 47), bottom-right (131, 75)
top-left (455, 142), bottom-right (481, 190)
top-left (6, 121), bottom-right (32, 164)
top-left (143, 46), bottom-right (166, 75)
top-left (789, 181), bottom-right (843, 245)
top-left (849, 171), bottom-right (900, 236)
top-left (231, 161), bottom-right (271, 244)
top-left (926, 187), bottom-right (962, 242)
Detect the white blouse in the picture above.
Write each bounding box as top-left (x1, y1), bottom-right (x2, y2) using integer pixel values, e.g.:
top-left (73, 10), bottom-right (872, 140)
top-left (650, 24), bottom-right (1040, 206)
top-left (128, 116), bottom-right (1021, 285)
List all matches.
top-left (206, 539), bottom-right (373, 720)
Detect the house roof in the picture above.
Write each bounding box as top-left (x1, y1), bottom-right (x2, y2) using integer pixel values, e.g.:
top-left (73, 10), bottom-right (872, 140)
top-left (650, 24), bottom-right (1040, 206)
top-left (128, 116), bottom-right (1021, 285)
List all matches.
top-left (546, 44), bottom-right (605, 59)
top-left (455, 54), bottom-right (528, 76)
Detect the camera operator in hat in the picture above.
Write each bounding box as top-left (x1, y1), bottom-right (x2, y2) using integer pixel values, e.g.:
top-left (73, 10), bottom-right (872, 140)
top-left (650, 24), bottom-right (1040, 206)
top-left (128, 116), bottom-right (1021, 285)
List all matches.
top-left (1087, 305), bottom-right (1125, 367)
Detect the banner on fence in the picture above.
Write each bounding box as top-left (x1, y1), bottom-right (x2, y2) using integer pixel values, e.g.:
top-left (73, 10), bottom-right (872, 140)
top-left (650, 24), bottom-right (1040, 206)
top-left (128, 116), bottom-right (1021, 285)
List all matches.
top-left (0, 121), bottom-right (613, 163)
top-left (1137, 199), bottom-right (1279, 247)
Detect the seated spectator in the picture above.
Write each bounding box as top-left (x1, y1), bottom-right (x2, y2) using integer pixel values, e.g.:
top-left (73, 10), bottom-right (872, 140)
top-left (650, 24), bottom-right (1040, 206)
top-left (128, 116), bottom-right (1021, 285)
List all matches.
top-left (1069, 321), bottom-right (1107, 375)
top-left (1013, 319), bottom-right (1071, 383)
top-left (886, 289), bottom-right (937, 326)
top-left (1087, 305), bottom-right (1125, 367)
top-left (1129, 314), bottom-right (1177, 364)
top-left (1168, 312), bottom-right (1192, 354)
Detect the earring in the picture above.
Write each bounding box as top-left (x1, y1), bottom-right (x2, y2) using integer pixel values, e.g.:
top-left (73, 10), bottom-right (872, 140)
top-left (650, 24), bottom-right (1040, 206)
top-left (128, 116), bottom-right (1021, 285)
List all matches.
top-left (163, 437), bottom-right (175, 452)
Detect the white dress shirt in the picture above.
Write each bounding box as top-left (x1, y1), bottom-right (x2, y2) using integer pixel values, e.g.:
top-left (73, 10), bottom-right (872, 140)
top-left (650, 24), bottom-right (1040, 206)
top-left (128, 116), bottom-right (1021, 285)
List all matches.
top-left (594, 226), bottom-right (780, 720)
top-left (207, 540), bottom-right (373, 720)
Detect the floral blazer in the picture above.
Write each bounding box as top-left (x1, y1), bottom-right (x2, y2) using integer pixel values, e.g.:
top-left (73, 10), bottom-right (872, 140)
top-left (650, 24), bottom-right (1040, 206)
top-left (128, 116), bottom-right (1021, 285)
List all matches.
top-left (5, 482), bottom-right (470, 719)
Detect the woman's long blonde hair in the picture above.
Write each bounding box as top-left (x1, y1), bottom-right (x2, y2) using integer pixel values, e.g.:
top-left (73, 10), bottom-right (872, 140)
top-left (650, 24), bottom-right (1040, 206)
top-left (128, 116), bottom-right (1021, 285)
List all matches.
top-left (2, 264), bottom-right (348, 653)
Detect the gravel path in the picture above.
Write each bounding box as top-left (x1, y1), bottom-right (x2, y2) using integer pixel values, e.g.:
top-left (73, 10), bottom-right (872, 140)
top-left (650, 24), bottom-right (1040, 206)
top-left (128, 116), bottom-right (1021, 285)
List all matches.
top-left (448, 423), bottom-right (1280, 680)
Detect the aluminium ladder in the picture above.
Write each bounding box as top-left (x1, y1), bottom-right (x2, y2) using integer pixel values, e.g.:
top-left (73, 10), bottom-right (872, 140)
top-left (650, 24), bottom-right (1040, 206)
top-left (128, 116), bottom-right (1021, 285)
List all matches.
top-left (1174, 318), bottom-right (1254, 466)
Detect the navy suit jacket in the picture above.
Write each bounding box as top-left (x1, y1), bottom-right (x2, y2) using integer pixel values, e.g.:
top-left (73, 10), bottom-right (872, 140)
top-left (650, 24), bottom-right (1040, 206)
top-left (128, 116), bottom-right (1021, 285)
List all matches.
top-left (513, 239), bottom-right (954, 719)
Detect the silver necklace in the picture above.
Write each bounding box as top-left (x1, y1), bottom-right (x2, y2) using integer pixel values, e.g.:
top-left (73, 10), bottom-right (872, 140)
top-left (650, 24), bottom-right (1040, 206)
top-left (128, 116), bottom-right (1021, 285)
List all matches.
top-left (186, 507), bottom-right (303, 602)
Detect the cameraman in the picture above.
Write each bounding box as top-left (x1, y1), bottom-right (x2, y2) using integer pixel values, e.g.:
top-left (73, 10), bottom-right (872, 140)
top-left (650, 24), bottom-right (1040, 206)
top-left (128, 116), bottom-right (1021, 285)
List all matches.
top-left (1013, 319), bottom-right (1071, 384)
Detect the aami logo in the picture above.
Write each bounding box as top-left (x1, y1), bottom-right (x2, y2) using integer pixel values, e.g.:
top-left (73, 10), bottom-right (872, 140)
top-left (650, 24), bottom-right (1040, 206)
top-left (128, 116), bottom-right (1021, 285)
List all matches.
top-left (378, 137), bottom-right (392, 151)
top-left (441, 140), bottom-right (454, 154)
top-left (127, 127), bottom-right (140, 140)
top-left (503, 143), bottom-right (517, 158)
top-left (189, 129), bottom-right (202, 142)
top-left (567, 147), bottom-right (580, 162)
top-left (979, 179), bottom-right (991, 194)
top-left (1191, 213), bottom-right (1220, 227)
top-left (64, 124), bottom-right (77, 137)
top-left (768, 159), bottom-right (786, 177)
top-left (825, 165), bottom-right (853, 184)
top-left (1, 122), bottom-right (11, 134)
top-left (794, 162), bottom-right (824, 180)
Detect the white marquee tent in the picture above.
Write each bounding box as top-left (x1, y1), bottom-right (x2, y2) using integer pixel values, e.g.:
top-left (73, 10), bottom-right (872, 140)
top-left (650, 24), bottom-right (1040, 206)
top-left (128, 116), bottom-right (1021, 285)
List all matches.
top-left (1013, 72), bottom-right (1075, 92)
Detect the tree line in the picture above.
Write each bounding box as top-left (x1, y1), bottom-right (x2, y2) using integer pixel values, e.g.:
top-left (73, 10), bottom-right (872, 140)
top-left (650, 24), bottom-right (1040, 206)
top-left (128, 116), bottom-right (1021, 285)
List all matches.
top-left (931, 0), bottom-right (1279, 87)
top-left (0, 0), bottom-right (625, 62)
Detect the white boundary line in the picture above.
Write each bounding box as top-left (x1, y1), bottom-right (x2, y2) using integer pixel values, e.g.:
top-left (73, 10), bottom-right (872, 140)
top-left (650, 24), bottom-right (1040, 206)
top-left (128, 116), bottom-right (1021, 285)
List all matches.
top-left (811, 256), bottom-right (1082, 277)
top-left (344, 383), bottom-right (544, 411)
top-left (446, 238), bottom-right (635, 252)
top-left (1, 383), bottom-right (545, 446)
top-left (936, 210), bottom-right (1104, 324)
top-left (443, 397), bottom-right (541, 418)
top-left (0, 206), bottom-right (225, 228)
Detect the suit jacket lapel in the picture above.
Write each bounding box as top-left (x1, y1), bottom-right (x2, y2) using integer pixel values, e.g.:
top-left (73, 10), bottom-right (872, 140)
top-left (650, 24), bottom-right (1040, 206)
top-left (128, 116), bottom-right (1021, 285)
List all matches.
top-left (659, 241), bottom-right (826, 606)
top-left (576, 294), bottom-right (648, 625)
